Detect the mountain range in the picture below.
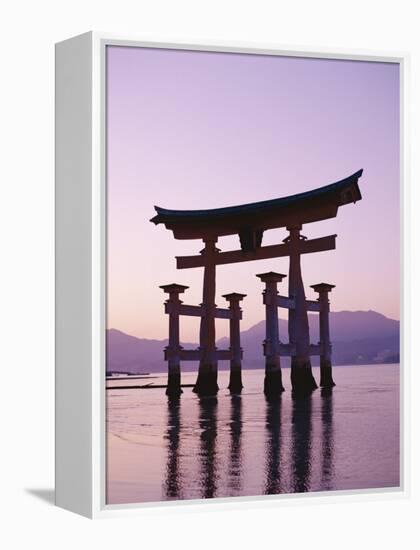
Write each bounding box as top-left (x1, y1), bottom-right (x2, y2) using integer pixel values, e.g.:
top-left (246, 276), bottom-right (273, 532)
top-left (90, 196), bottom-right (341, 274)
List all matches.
top-left (106, 310), bottom-right (399, 374)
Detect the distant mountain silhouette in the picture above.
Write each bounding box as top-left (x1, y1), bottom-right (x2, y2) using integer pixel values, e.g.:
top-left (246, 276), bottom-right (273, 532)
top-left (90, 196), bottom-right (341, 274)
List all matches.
top-left (218, 310), bottom-right (399, 368)
top-left (106, 329), bottom-right (197, 374)
top-left (107, 310), bottom-right (399, 374)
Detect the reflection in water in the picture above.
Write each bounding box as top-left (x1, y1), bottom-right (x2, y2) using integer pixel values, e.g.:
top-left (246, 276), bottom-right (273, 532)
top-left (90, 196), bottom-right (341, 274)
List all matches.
top-left (198, 397), bottom-right (219, 499)
top-left (264, 397), bottom-right (284, 494)
top-left (228, 396), bottom-right (243, 495)
top-left (291, 395), bottom-right (313, 492)
top-left (109, 366), bottom-right (398, 504)
top-left (162, 386), bottom-right (335, 500)
top-left (164, 397), bottom-right (183, 499)
top-left (320, 388), bottom-right (335, 490)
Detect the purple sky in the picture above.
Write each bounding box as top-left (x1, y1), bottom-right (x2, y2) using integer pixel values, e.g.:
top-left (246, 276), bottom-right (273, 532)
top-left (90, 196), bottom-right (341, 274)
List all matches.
top-left (106, 46), bottom-right (400, 341)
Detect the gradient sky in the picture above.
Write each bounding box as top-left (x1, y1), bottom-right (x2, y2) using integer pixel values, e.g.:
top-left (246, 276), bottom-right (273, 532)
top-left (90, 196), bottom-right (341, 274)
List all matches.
top-left (106, 46), bottom-right (400, 341)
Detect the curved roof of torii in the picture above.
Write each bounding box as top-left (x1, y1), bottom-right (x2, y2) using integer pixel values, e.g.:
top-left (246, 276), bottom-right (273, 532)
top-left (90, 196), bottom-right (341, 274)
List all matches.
top-left (151, 169), bottom-right (363, 241)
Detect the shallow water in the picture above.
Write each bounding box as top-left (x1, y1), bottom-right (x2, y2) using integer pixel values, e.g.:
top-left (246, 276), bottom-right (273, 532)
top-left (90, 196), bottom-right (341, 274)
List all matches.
top-left (106, 364), bottom-right (400, 504)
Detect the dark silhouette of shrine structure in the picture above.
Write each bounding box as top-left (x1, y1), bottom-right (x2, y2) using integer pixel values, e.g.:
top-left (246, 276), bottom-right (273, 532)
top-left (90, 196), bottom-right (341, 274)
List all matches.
top-left (151, 169), bottom-right (363, 397)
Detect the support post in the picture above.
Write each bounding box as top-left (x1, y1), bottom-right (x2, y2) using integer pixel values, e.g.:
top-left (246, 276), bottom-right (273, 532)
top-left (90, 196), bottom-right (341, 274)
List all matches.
top-left (310, 283), bottom-right (336, 388)
top-left (223, 292), bottom-right (246, 394)
top-left (257, 272), bottom-right (287, 397)
top-left (160, 283), bottom-right (189, 397)
top-left (194, 238), bottom-right (220, 396)
top-left (286, 225), bottom-right (318, 395)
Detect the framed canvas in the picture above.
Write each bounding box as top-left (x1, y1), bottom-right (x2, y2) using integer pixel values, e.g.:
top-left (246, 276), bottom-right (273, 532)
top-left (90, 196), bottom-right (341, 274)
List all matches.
top-left (55, 32), bottom-right (408, 518)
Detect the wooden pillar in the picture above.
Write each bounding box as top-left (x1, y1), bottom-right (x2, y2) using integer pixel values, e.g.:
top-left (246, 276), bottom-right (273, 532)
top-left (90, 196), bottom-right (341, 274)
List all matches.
top-left (286, 225), bottom-right (318, 395)
top-left (310, 283), bottom-right (336, 388)
top-left (223, 292), bottom-right (246, 394)
top-left (194, 238), bottom-right (220, 396)
top-left (160, 283), bottom-right (188, 397)
top-left (257, 272), bottom-right (287, 397)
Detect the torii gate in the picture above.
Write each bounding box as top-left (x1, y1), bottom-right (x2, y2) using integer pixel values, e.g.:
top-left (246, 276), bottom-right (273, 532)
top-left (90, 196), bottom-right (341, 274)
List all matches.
top-left (151, 169), bottom-right (363, 397)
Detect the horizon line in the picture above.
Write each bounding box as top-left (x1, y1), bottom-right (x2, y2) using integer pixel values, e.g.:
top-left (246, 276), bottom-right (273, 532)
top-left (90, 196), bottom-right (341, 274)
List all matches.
top-left (107, 307), bottom-right (400, 341)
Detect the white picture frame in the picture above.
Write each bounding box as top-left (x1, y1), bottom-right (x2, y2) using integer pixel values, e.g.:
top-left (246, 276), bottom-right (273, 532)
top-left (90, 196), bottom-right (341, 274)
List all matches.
top-left (55, 31), bottom-right (409, 518)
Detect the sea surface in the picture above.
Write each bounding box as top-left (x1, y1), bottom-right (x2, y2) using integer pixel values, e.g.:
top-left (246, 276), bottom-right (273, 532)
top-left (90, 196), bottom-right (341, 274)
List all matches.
top-left (106, 364), bottom-right (400, 504)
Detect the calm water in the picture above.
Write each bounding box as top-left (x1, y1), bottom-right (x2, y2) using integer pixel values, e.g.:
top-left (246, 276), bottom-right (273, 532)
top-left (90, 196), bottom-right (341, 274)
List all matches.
top-left (106, 364), bottom-right (400, 504)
